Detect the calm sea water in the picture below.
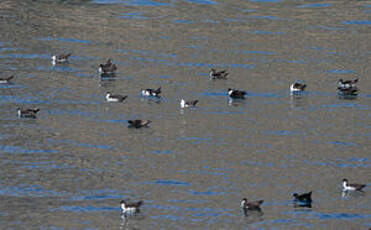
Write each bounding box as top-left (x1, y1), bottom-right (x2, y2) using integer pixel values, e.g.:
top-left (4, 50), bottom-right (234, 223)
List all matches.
top-left (0, 0), bottom-right (370, 229)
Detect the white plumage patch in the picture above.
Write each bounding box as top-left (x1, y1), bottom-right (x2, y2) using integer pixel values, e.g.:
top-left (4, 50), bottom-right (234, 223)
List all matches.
top-left (180, 99), bottom-right (187, 108)
top-left (141, 90), bottom-right (151, 96)
top-left (342, 181), bottom-right (356, 191)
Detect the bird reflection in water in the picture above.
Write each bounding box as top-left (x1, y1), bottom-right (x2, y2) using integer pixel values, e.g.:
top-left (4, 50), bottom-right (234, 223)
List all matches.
top-left (240, 198), bottom-right (264, 224)
top-left (293, 202), bottom-right (312, 209)
top-left (99, 76), bottom-right (116, 87)
top-left (140, 97), bottom-right (161, 105)
top-left (341, 190), bottom-right (365, 199)
top-left (228, 97), bottom-right (246, 107)
top-left (120, 213), bottom-right (145, 230)
top-left (242, 209), bottom-right (264, 224)
top-left (289, 93), bottom-right (307, 108)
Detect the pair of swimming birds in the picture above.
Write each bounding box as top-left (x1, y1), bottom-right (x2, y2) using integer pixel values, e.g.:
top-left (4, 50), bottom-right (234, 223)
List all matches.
top-left (293, 179), bottom-right (366, 203)
top-left (106, 86), bottom-right (161, 101)
top-left (290, 78), bottom-right (359, 95)
top-left (106, 87), bottom-right (162, 102)
top-left (209, 69), bottom-right (247, 99)
top-left (51, 55), bottom-right (117, 75)
top-left (240, 191), bottom-right (311, 212)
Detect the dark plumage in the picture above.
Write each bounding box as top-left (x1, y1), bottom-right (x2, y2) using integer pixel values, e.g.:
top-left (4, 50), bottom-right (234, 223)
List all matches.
top-left (0, 75), bottom-right (14, 84)
top-left (99, 59), bottom-right (117, 74)
top-left (338, 78), bottom-right (358, 89)
top-left (141, 87), bottom-right (161, 97)
top-left (240, 198), bottom-right (264, 211)
top-left (337, 78), bottom-right (359, 96)
top-left (293, 191), bottom-right (312, 204)
top-left (228, 88), bottom-right (246, 99)
top-left (128, 120), bottom-right (151, 128)
top-left (17, 108), bottom-right (40, 119)
top-left (209, 68), bottom-right (229, 79)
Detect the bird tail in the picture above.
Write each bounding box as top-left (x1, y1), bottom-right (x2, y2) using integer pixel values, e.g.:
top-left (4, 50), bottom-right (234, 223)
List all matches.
top-left (6, 75), bottom-right (14, 81)
top-left (359, 185), bottom-right (366, 190)
top-left (192, 100), bottom-right (199, 106)
top-left (155, 87), bottom-right (162, 94)
top-left (136, 201), bottom-right (143, 207)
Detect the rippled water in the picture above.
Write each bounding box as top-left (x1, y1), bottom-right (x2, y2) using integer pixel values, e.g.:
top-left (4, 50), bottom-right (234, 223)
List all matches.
top-left (0, 0), bottom-right (370, 229)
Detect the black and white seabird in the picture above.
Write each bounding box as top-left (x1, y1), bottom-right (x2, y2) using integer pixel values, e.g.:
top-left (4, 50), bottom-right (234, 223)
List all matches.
top-left (105, 92), bottom-right (127, 102)
top-left (51, 53), bottom-right (71, 64)
top-left (17, 108), bottom-right (40, 119)
top-left (240, 198), bottom-right (264, 211)
top-left (290, 82), bottom-right (306, 93)
top-left (338, 79), bottom-right (358, 89)
top-left (180, 99), bottom-right (198, 108)
top-left (209, 69), bottom-right (229, 79)
top-left (99, 59), bottom-right (117, 74)
top-left (128, 120), bottom-right (151, 128)
top-left (141, 87), bottom-right (161, 97)
top-left (228, 88), bottom-right (246, 99)
top-left (120, 200), bottom-right (143, 214)
top-left (342, 179), bottom-right (366, 192)
top-left (0, 75), bottom-right (14, 84)
top-left (293, 191), bottom-right (312, 204)
top-left (337, 78), bottom-right (359, 96)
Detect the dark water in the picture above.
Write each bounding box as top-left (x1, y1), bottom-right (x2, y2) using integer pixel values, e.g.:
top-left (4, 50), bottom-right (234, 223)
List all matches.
top-left (0, 0), bottom-right (370, 229)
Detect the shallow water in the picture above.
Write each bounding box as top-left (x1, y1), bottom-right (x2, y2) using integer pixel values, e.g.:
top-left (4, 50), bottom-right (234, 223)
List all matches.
top-left (0, 0), bottom-right (370, 229)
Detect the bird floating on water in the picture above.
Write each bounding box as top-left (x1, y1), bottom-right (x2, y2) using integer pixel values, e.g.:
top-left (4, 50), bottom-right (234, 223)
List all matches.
top-left (240, 198), bottom-right (264, 212)
top-left (228, 88), bottom-right (246, 99)
top-left (99, 59), bottom-right (117, 74)
top-left (141, 87), bottom-right (161, 97)
top-left (209, 68), bottom-right (229, 79)
top-left (51, 53), bottom-right (71, 65)
top-left (120, 200), bottom-right (143, 215)
top-left (105, 92), bottom-right (127, 102)
top-left (0, 75), bottom-right (14, 84)
top-left (17, 108), bottom-right (40, 119)
top-left (293, 191), bottom-right (312, 205)
top-left (337, 78), bottom-right (358, 96)
top-left (342, 178), bottom-right (366, 192)
top-left (338, 78), bottom-right (358, 89)
top-left (180, 99), bottom-right (198, 108)
top-left (128, 120), bottom-right (151, 129)
top-left (290, 81), bottom-right (306, 93)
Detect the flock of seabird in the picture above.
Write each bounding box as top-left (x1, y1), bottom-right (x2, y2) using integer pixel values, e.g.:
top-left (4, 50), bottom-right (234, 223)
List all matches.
top-left (2, 54), bottom-right (366, 218)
